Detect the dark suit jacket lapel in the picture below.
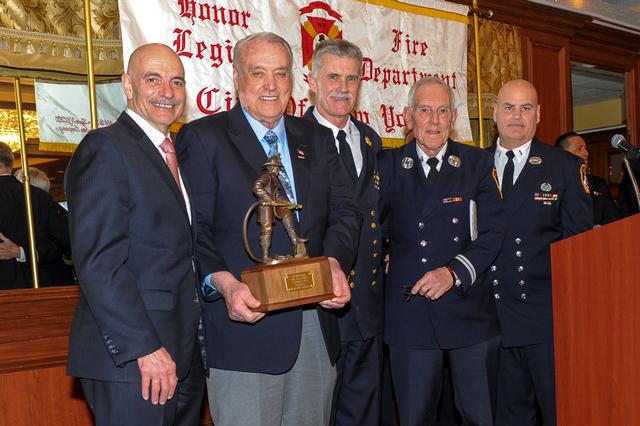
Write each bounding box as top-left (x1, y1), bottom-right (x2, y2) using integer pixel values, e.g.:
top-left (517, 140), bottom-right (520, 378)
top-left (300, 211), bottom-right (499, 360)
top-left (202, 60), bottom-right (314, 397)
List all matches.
top-left (506, 139), bottom-right (545, 212)
top-left (352, 119), bottom-right (376, 191)
top-left (118, 113), bottom-right (189, 221)
top-left (227, 104), bottom-right (266, 178)
top-left (398, 141), bottom-right (429, 215)
top-left (421, 140), bottom-right (457, 219)
top-left (285, 117), bottom-right (309, 214)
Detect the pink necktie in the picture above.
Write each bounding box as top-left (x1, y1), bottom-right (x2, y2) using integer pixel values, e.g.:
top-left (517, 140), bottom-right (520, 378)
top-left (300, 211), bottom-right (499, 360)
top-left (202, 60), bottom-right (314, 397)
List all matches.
top-left (160, 138), bottom-right (182, 191)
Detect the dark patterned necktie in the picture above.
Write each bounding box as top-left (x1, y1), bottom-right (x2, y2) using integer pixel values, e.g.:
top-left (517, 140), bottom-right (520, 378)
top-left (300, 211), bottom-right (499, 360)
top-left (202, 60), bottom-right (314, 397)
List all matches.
top-left (264, 130), bottom-right (295, 202)
top-left (502, 150), bottom-right (515, 198)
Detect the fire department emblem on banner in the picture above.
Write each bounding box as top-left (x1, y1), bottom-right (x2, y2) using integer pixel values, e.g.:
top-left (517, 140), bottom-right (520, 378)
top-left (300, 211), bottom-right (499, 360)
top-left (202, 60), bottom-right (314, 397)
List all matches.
top-left (299, 1), bottom-right (344, 74)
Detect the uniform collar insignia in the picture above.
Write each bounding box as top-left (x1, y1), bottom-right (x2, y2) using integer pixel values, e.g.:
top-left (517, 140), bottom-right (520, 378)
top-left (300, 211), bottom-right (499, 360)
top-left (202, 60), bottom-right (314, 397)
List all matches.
top-left (401, 157), bottom-right (414, 169)
top-left (448, 155), bottom-right (461, 168)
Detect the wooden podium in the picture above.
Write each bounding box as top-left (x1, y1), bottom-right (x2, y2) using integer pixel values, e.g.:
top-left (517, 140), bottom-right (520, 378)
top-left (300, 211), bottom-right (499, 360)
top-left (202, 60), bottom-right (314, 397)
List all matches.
top-left (551, 214), bottom-right (640, 425)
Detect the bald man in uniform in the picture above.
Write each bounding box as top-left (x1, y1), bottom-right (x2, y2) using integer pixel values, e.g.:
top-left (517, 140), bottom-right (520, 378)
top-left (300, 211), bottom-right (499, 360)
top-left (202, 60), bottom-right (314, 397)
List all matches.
top-left (488, 80), bottom-right (592, 426)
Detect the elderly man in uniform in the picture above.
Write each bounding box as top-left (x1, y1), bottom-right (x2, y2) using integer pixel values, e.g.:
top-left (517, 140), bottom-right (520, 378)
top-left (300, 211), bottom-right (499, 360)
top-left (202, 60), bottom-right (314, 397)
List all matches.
top-left (303, 39), bottom-right (385, 426)
top-left (555, 131), bottom-right (620, 226)
top-left (488, 79), bottom-right (592, 426)
top-left (378, 76), bottom-right (504, 425)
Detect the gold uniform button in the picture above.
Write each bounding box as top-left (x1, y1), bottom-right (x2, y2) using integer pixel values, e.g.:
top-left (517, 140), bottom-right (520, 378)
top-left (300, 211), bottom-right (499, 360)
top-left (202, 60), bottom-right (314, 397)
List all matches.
top-left (349, 282), bottom-right (356, 289)
top-left (350, 270), bottom-right (356, 277)
top-left (370, 210), bottom-right (376, 217)
top-left (371, 222), bottom-right (377, 229)
top-left (372, 268), bottom-right (378, 274)
top-left (373, 252), bottom-right (379, 258)
top-left (372, 240), bottom-right (378, 245)
top-left (371, 281), bottom-right (377, 286)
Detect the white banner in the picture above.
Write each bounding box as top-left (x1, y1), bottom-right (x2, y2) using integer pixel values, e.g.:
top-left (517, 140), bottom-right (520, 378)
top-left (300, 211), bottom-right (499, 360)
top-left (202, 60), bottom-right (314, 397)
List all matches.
top-left (118, 0), bottom-right (470, 145)
top-left (35, 81), bottom-right (126, 147)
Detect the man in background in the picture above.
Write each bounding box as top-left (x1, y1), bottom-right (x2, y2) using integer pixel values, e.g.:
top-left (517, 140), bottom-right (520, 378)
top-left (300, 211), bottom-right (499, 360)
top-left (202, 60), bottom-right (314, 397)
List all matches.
top-left (65, 43), bottom-right (204, 425)
top-left (304, 39), bottom-right (385, 425)
top-left (555, 131), bottom-right (620, 225)
top-left (0, 142), bottom-right (64, 289)
top-left (14, 166), bottom-right (75, 285)
top-left (489, 79), bottom-right (592, 426)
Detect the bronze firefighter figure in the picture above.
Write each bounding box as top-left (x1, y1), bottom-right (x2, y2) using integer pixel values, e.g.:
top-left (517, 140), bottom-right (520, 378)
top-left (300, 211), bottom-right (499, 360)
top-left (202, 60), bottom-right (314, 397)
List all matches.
top-left (252, 154), bottom-right (307, 263)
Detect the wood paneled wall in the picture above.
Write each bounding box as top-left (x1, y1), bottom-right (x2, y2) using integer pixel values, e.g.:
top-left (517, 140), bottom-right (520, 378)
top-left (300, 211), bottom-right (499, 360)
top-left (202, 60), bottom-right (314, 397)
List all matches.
top-left (454, 0), bottom-right (640, 150)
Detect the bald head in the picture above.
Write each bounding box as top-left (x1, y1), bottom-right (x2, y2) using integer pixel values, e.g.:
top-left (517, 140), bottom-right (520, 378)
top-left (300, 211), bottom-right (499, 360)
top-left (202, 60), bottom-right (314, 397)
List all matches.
top-left (122, 43), bottom-right (186, 134)
top-left (493, 79), bottom-right (540, 149)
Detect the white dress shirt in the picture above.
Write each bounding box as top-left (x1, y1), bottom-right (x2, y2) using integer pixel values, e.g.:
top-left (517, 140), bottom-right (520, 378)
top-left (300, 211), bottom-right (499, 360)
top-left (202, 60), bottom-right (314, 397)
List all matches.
top-left (494, 138), bottom-right (532, 188)
top-left (416, 142), bottom-right (448, 178)
top-left (312, 108), bottom-right (363, 176)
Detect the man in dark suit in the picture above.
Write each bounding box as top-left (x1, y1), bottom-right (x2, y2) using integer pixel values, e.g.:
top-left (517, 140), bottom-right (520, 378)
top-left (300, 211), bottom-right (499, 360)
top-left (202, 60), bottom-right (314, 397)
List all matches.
top-left (176, 32), bottom-right (360, 426)
top-left (303, 39), bottom-right (384, 426)
top-left (14, 166), bottom-right (75, 286)
top-left (555, 131), bottom-right (620, 226)
top-left (65, 43), bottom-right (204, 425)
top-left (378, 76), bottom-right (504, 425)
top-left (0, 142), bottom-right (65, 289)
top-left (488, 80), bottom-right (592, 426)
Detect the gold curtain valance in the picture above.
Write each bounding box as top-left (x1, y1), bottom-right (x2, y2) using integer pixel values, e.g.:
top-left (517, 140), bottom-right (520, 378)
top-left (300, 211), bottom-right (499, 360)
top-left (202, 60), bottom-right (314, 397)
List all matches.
top-left (0, 0), bottom-right (122, 79)
top-left (467, 18), bottom-right (523, 119)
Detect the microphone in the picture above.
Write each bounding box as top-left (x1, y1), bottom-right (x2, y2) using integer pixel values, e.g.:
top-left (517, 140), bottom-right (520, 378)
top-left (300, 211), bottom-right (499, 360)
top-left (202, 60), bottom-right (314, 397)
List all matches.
top-left (611, 134), bottom-right (640, 159)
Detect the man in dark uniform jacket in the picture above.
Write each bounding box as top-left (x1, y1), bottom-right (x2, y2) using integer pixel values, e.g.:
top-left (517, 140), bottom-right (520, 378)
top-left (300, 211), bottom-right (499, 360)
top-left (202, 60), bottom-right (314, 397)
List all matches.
top-left (378, 77), bottom-right (504, 426)
top-left (488, 80), bottom-right (592, 426)
top-left (0, 142), bottom-right (64, 289)
top-left (555, 131), bottom-right (620, 225)
top-left (176, 32), bottom-right (360, 426)
top-left (303, 39), bottom-right (384, 426)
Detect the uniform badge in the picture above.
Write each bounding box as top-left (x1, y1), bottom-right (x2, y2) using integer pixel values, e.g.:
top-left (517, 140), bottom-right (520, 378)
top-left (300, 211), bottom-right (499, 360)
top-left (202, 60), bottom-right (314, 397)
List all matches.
top-left (296, 147), bottom-right (306, 160)
top-left (540, 182), bottom-right (552, 192)
top-left (365, 136), bottom-right (372, 147)
top-left (580, 163), bottom-right (590, 194)
top-left (529, 156), bottom-right (542, 165)
top-left (401, 157), bottom-right (414, 169)
top-left (448, 155), bottom-right (461, 168)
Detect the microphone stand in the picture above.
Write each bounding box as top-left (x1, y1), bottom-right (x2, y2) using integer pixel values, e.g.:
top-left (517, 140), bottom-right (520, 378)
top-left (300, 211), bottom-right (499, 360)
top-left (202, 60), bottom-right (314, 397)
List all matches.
top-left (622, 157), bottom-right (640, 212)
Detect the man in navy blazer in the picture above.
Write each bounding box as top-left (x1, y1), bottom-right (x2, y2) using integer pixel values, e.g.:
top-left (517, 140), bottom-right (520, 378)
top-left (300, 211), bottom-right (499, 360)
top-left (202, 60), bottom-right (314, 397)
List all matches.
top-left (303, 39), bottom-right (385, 426)
top-left (0, 142), bottom-right (67, 289)
top-left (488, 80), bottom-right (592, 426)
top-left (65, 44), bottom-right (204, 425)
top-left (378, 77), bottom-right (504, 425)
top-left (176, 32), bottom-right (360, 425)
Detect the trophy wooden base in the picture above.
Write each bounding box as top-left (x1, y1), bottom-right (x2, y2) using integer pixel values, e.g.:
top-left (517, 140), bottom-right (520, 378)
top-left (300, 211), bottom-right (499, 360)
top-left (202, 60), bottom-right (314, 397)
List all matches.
top-left (241, 256), bottom-right (334, 312)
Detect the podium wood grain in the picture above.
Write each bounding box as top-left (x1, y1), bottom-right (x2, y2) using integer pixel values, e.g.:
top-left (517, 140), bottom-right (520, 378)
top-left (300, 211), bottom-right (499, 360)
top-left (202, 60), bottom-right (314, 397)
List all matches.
top-left (551, 214), bottom-right (640, 425)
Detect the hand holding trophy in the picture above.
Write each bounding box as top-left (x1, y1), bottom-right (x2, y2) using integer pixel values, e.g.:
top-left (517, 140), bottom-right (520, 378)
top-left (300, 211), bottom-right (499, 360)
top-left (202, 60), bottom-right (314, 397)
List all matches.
top-left (241, 154), bottom-right (334, 312)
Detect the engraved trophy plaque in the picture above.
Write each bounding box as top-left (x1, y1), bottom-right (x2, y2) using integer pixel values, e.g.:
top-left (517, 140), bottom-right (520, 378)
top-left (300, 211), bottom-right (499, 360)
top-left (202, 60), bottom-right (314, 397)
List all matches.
top-left (240, 154), bottom-right (334, 312)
